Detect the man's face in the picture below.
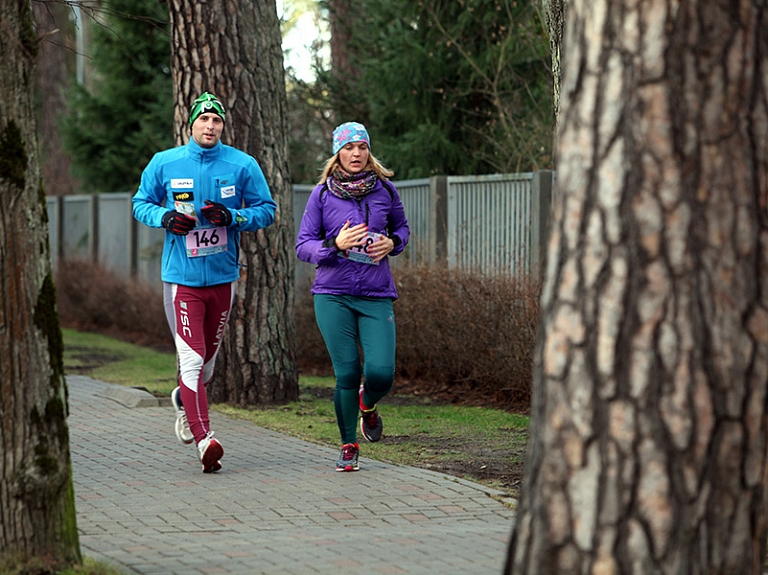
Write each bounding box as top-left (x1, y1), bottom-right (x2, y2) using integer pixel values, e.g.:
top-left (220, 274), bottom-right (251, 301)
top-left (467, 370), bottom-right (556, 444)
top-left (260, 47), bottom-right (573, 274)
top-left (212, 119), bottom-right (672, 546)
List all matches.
top-left (191, 113), bottom-right (224, 148)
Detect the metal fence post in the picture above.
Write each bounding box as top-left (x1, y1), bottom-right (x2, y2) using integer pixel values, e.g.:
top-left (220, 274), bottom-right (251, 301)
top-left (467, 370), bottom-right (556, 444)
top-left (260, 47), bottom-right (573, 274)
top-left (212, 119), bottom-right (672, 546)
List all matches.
top-left (128, 195), bottom-right (138, 279)
top-left (430, 175), bottom-right (448, 267)
top-left (531, 170), bottom-right (553, 277)
top-left (45, 196), bottom-right (61, 269)
top-left (90, 194), bottom-right (99, 264)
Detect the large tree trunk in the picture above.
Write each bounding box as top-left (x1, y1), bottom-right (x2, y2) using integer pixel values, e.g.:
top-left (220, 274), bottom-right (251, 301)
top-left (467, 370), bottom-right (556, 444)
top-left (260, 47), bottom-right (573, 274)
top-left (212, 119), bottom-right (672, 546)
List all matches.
top-left (0, 0), bottom-right (81, 567)
top-left (167, 0), bottom-right (299, 405)
top-left (507, 1), bottom-right (768, 574)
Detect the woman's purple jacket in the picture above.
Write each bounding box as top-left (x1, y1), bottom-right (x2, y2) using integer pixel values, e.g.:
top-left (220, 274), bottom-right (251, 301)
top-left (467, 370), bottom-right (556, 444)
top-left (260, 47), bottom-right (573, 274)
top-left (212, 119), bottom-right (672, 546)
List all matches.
top-left (295, 179), bottom-right (410, 299)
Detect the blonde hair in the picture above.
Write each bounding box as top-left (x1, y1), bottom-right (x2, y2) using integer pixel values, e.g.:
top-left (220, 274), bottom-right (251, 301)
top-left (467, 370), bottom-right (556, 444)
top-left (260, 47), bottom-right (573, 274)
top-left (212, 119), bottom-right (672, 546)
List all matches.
top-left (317, 153), bottom-right (394, 185)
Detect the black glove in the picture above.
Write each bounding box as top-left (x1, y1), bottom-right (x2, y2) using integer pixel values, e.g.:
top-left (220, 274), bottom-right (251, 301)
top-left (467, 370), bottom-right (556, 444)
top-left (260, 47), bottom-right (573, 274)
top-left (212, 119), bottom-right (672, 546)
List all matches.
top-left (201, 200), bottom-right (233, 227)
top-left (161, 210), bottom-right (196, 235)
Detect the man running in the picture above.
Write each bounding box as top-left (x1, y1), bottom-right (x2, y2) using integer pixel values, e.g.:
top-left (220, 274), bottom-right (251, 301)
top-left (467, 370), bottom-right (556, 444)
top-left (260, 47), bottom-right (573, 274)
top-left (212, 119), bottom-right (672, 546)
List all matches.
top-left (132, 92), bottom-right (276, 473)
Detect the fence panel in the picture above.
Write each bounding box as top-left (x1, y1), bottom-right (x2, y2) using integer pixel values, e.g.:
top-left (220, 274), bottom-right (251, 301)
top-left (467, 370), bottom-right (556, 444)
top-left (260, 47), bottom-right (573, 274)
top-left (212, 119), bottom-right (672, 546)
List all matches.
top-left (61, 195), bottom-right (92, 262)
top-left (46, 171), bottom-right (553, 287)
top-left (97, 193), bottom-right (133, 276)
top-left (135, 225), bottom-right (164, 288)
top-left (447, 173), bottom-right (535, 276)
top-left (391, 179), bottom-right (431, 269)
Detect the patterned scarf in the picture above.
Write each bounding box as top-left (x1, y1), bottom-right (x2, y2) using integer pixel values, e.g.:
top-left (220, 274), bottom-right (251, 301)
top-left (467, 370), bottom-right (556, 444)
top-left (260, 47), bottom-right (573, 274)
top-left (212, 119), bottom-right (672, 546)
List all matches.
top-left (327, 167), bottom-right (378, 200)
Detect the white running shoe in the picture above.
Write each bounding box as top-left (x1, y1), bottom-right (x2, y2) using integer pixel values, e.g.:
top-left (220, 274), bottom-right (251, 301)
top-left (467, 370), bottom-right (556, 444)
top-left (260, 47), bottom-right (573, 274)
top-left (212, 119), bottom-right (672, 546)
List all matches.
top-left (171, 386), bottom-right (194, 445)
top-left (197, 433), bottom-right (224, 473)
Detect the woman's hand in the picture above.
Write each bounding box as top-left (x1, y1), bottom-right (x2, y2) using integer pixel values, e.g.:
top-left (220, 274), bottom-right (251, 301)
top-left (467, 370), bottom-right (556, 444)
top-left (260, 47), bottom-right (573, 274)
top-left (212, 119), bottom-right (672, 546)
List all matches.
top-left (368, 235), bottom-right (395, 263)
top-left (335, 221), bottom-right (368, 251)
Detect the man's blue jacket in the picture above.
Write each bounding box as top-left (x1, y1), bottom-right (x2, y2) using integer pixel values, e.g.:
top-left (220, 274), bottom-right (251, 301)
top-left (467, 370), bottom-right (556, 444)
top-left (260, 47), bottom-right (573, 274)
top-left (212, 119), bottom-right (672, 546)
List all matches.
top-left (132, 138), bottom-right (277, 287)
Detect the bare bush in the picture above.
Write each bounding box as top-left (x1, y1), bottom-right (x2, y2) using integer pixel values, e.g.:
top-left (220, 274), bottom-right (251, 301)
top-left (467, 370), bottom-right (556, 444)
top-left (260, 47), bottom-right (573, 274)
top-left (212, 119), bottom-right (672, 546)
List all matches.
top-left (55, 262), bottom-right (538, 411)
top-left (293, 276), bottom-right (332, 373)
top-left (55, 260), bottom-right (172, 352)
top-left (392, 266), bottom-right (538, 410)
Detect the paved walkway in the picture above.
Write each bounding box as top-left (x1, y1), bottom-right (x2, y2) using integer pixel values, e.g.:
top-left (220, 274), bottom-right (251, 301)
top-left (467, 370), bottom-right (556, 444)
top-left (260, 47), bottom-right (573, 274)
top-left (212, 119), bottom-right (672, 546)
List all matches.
top-left (68, 375), bottom-right (516, 575)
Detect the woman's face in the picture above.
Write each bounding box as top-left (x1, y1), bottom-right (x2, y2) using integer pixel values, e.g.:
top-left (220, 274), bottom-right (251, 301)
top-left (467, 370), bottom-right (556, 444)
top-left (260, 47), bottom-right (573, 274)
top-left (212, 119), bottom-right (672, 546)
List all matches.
top-left (338, 141), bottom-right (370, 173)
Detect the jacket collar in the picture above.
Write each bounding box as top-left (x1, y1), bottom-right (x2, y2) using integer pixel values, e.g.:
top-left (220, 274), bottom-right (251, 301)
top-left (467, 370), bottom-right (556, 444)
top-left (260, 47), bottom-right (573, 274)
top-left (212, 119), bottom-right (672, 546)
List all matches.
top-left (187, 137), bottom-right (222, 160)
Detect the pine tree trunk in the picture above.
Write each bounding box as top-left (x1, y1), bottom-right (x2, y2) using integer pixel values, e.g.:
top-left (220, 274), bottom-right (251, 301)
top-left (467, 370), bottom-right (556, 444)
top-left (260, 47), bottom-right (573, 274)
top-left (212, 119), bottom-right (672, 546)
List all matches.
top-left (0, 0), bottom-right (81, 566)
top-left (507, 1), bottom-right (768, 573)
top-left (167, 0), bottom-right (299, 405)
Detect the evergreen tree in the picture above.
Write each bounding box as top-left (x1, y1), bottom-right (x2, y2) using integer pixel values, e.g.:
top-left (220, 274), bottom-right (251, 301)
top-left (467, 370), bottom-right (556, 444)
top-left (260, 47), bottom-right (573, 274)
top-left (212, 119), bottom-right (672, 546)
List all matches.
top-left (325, 0), bottom-right (553, 178)
top-left (62, 0), bottom-right (172, 193)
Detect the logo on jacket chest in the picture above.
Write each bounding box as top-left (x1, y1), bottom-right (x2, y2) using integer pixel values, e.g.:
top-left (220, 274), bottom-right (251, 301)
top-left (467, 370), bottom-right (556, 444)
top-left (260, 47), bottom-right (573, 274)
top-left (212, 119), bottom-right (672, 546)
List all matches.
top-left (173, 191), bottom-right (194, 201)
top-left (171, 178), bottom-right (194, 189)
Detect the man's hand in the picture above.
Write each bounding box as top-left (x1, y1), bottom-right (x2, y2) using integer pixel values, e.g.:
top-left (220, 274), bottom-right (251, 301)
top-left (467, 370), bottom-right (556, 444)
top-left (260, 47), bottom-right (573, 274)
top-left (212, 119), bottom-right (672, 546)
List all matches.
top-left (201, 200), bottom-right (233, 227)
top-left (162, 210), bottom-right (196, 235)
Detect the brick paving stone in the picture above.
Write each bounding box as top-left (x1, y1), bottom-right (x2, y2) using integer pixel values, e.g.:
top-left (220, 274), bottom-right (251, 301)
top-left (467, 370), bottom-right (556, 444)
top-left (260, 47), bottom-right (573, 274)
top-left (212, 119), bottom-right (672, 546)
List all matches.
top-left (68, 375), bottom-right (517, 575)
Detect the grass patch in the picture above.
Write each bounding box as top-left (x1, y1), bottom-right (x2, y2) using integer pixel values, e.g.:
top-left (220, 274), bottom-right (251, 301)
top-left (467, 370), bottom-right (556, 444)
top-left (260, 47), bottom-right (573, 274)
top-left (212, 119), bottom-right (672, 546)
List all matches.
top-left (63, 328), bottom-right (177, 394)
top-left (219, 395), bottom-right (528, 492)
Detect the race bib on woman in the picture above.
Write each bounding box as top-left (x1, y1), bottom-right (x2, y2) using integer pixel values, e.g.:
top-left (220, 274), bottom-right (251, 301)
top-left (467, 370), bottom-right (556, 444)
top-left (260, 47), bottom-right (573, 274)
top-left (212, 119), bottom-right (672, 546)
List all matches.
top-left (343, 231), bottom-right (382, 265)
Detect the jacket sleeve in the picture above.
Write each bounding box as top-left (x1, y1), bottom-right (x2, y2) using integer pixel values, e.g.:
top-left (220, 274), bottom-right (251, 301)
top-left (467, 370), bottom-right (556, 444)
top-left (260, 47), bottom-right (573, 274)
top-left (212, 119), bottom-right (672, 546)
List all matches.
top-left (386, 183), bottom-right (410, 257)
top-left (132, 154), bottom-right (169, 228)
top-left (295, 186), bottom-right (340, 265)
top-left (234, 157), bottom-right (277, 231)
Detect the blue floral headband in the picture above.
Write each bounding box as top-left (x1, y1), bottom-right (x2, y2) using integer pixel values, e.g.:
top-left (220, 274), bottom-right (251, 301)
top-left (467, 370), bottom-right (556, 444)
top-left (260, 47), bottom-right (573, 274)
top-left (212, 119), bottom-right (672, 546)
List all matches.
top-left (332, 122), bottom-right (370, 155)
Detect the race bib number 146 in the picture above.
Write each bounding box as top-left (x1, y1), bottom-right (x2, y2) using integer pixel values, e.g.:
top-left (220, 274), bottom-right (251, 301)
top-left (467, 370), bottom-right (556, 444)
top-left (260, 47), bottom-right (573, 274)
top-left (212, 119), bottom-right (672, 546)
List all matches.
top-left (185, 226), bottom-right (227, 257)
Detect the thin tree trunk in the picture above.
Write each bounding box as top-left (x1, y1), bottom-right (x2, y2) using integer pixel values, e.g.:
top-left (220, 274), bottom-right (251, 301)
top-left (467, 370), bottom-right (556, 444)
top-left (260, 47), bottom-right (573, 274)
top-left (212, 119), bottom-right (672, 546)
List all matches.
top-left (508, 1), bottom-right (768, 573)
top-left (33, 0), bottom-right (78, 196)
top-left (167, 0), bottom-right (299, 405)
top-left (328, 0), bottom-right (352, 77)
top-left (0, 0), bottom-right (80, 566)
top-left (541, 0), bottom-right (567, 125)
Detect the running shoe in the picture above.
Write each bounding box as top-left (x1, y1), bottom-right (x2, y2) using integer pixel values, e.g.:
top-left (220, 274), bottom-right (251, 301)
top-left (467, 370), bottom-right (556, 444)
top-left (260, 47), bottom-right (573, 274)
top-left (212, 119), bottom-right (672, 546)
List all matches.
top-left (359, 386), bottom-right (383, 443)
top-left (197, 434), bottom-right (224, 473)
top-left (171, 386), bottom-right (194, 445)
top-left (335, 443), bottom-right (359, 472)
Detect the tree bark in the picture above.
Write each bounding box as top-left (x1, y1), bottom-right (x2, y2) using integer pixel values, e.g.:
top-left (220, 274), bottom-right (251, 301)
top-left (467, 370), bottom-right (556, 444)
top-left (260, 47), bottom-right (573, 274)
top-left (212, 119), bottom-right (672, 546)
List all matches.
top-left (508, 1), bottom-right (768, 573)
top-left (540, 0), bottom-right (568, 126)
top-left (328, 0), bottom-right (353, 78)
top-left (167, 0), bottom-right (299, 405)
top-left (33, 0), bottom-right (78, 196)
top-left (0, 0), bottom-right (81, 566)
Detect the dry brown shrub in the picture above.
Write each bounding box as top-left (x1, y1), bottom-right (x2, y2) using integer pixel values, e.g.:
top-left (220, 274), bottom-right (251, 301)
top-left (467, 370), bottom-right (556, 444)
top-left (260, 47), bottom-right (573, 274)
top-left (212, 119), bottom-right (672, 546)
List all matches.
top-left (392, 266), bottom-right (538, 410)
top-left (55, 262), bottom-right (539, 411)
top-left (55, 260), bottom-right (172, 352)
top-left (293, 277), bottom-right (332, 374)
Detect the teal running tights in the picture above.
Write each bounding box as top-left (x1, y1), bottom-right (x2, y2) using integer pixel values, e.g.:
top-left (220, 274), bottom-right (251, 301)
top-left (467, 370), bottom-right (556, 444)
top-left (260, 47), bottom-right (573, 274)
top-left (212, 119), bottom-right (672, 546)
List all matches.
top-left (314, 294), bottom-right (396, 444)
